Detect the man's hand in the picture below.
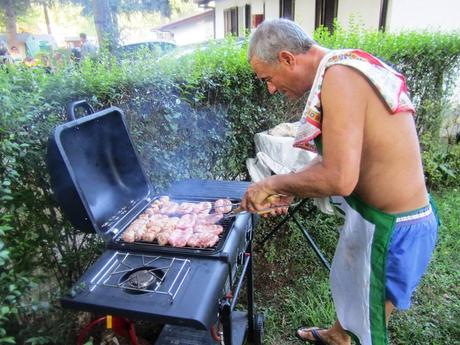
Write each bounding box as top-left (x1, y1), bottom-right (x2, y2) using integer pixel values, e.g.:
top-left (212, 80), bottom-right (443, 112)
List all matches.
top-left (258, 194), bottom-right (294, 218)
top-left (241, 180), bottom-right (273, 212)
top-left (241, 178), bottom-right (294, 217)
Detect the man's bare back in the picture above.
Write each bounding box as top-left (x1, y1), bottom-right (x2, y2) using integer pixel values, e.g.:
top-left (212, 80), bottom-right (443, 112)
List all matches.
top-left (343, 68), bottom-right (428, 213)
top-left (243, 56), bottom-right (428, 214)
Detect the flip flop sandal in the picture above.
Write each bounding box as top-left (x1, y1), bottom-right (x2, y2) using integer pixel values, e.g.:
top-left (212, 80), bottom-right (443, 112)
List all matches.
top-left (295, 327), bottom-right (328, 344)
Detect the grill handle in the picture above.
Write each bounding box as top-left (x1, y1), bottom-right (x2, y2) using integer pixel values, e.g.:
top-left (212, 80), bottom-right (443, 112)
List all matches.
top-left (66, 100), bottom-right (95, 121)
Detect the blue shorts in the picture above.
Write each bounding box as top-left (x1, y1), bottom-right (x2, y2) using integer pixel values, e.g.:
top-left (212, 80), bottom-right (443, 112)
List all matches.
top-left (385, 204), bottom-right (438, 309)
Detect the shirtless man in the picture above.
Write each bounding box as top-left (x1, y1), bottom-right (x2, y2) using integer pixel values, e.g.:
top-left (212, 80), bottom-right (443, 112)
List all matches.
top-left (241, 19), bottom-right (438, 345)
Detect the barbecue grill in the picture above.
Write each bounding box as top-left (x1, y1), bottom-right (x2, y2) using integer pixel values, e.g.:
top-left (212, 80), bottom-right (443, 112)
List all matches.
top-left (47, 101), bottom-right (265, 345)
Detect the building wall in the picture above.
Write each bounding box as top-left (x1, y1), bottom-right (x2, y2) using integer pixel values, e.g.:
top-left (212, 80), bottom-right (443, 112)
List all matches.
top-left (387, 0), bottom-right (460, 31)
top-left (215, 0), bottom-right (268, 39)
top-left (295, 0), bottom-right (316, 36)
top-left (238, 4), bottom-right (246, 36)
top-left (337, 0), bottom-right (381, 30)
top-left (215, 0), bottom-right (316, 38)
top-left (263, 0), bottom-right (279, 21)
top-left (215, 0), bottom-right (460, 40)
top-left (163, 14), bottom-right (214, 45)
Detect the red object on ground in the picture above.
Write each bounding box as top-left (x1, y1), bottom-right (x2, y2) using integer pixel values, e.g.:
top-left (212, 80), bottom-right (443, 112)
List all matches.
top-left (77, 315), bottom-right (139, 345)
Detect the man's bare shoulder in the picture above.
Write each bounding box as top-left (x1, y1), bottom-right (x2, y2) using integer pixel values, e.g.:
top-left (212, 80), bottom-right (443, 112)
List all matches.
top-left (322, 64), bottom-right (372, 95)
top-left (320, 64), bottom-right (370, 117)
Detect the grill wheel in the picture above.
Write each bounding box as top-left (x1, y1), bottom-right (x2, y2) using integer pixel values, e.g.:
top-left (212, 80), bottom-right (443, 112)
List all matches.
top-left (254, 313), bottom-right (265, 345)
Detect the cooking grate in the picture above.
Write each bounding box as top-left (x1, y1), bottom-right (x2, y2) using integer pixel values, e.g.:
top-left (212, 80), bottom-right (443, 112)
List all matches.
top-left (88, 252), bottom-right (191, 303)
top-left (117, 207), bottom-right (237, 252)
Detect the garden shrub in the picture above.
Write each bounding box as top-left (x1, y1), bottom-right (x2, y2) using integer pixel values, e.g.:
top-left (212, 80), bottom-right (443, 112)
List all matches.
top-left (0, 29), bottom-right (459, 343)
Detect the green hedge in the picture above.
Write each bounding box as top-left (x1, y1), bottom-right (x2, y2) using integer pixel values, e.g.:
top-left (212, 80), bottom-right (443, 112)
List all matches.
top-left (0, 29), bottom-right (459, 343)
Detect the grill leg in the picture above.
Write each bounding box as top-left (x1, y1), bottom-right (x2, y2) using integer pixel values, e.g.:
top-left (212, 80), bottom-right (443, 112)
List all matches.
top-left (246, 239), bottom-right (255, 341)
top-left (220, 300), bottom-right (233, 345)
top-left (291, 215), bottom-right (331, 271)
top-left (257, 199), bottom-right (330, 271)
top-left (258, 199), bottom-right (309, 245)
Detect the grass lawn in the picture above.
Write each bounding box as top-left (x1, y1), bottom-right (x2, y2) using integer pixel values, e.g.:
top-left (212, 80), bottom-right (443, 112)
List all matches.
top-left (253, 188), bottom-right (460, 345)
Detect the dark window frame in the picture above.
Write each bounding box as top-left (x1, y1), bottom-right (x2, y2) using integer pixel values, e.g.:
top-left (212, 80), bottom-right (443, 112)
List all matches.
top-left (315, 0), bottom-right (338, 32)
top-left (379, 0), bottom-right (389, 31)
top-left (224, 7), bottom-right (239, 36)
top-left (280, 0), bottom-right (295, 20)
top-left (245, 4), bottom-right (251, 30)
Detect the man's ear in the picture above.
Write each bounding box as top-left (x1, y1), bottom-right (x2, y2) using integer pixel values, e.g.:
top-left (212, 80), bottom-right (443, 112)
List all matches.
top-left (278, 50), bottom-right (296, 68)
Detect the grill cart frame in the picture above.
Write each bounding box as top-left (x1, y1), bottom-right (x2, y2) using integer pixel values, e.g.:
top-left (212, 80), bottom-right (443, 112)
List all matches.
top-left (47, 101), bottom-right (265, 345)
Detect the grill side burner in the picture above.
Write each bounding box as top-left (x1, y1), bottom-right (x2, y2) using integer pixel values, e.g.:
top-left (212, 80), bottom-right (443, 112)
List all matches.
top-left (122, 267), bottom-right (163, 291)
top-left (88, 252), bottom-right (191, 303)
top-left (61, 249), bottom-right (229, 330)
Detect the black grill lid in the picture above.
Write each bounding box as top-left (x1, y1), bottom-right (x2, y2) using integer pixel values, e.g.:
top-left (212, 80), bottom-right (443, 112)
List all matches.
top-left (47, 107), bottom-right (152, 239)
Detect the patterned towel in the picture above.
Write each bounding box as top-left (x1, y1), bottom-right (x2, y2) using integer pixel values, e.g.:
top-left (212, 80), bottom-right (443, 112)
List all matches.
top-left (293, 49), bottom-right (415, 152)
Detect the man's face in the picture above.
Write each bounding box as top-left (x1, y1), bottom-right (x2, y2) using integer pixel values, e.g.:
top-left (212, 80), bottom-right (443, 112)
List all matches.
top-left (250, 55), bottom-right (303, 99)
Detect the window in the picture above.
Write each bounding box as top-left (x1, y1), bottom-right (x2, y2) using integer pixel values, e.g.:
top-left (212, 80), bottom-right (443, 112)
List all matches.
top-left (280, 0), bottom-right (295, 20)
top-left (315, 0), bottom-right (337, 32)
top-left (224, 7), bottom-right (239, 35)
top-left (245, 4), bottom-right (251, 30)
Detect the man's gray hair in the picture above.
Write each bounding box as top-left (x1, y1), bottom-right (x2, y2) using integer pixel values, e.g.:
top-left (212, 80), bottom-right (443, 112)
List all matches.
top-left (248, 19), bottom-right (315, 64)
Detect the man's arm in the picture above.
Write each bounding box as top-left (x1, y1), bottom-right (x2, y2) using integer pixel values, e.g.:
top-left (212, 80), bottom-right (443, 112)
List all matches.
top-left (242, 65), bottom-right (368, 211)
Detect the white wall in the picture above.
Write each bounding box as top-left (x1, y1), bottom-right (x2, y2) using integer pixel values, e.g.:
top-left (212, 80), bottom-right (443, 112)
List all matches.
top-left (263, 0), bottom-right (279, 20)
top-left (295, 0), bottom-right (316, 36)
top-left (164, 14), bottom-right (214, 45)
top-left (215, 1), bottom-right (225, 39)
top-left (238, 4), bottom-right (246, 35)
top-left (215, 0), bottom-right (460, 41)
top-left (387, 0), bottom-right (460, 32)
top-left (337, 0), bottom-right (381, 30)
top-left (251, 0), bottom-right (264, 14)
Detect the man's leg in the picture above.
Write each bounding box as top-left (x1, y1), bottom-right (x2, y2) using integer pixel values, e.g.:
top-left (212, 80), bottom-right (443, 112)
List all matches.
top-left (297, 300), bottom-right (395, 344)
top-left (385, 300), bottom-right (395, 325)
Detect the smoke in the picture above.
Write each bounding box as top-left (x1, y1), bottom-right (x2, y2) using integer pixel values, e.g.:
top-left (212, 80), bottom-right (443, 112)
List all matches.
top-left (121, 90), bottom-right (231, 193)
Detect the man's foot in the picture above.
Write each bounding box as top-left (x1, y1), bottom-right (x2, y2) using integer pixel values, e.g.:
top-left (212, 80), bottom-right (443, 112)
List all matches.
top-left (295, 327), bottom-right (328, 344)
top-left (295, 325), bottom-right (351, 345)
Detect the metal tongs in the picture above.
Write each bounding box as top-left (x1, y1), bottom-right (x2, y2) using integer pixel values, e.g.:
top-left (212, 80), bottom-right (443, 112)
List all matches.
top-left (223, 195), bottom-right (299, 218)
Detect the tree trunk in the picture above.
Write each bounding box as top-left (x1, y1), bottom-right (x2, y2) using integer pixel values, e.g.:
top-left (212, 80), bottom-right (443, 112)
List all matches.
top-left (43, 3), bottom-right (52, 35)
top-left (4, 0), bottom-right (18, 49)
top-left (91, 0), bottom-right (119, 52)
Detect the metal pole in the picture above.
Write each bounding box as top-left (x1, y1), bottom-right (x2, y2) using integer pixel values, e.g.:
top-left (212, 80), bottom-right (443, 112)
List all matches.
top-left (220, 301), bottom-right (233, 345)
top-left (292, 215), bottom-right (331, 271)
top-left (258, 199), bottom-right (309, 245)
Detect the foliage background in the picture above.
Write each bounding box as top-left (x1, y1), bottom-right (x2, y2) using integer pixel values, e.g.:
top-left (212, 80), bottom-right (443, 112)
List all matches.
top-left (1, 27), bottom-right (459, 344)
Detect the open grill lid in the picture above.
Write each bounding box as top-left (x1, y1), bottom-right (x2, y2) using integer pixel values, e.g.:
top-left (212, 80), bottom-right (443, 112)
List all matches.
top-left (47, 103), bottom-right (153, 239)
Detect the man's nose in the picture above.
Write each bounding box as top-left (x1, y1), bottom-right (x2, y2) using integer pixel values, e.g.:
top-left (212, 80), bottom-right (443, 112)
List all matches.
top-left (267, 82), bottom-right (277, 94)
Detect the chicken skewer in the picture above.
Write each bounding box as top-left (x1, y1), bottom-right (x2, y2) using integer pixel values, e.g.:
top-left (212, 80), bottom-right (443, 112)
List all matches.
top-left (121, 195), bottom-right (296, 247)
top-left (223, 200), bottom-right (301, 218)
